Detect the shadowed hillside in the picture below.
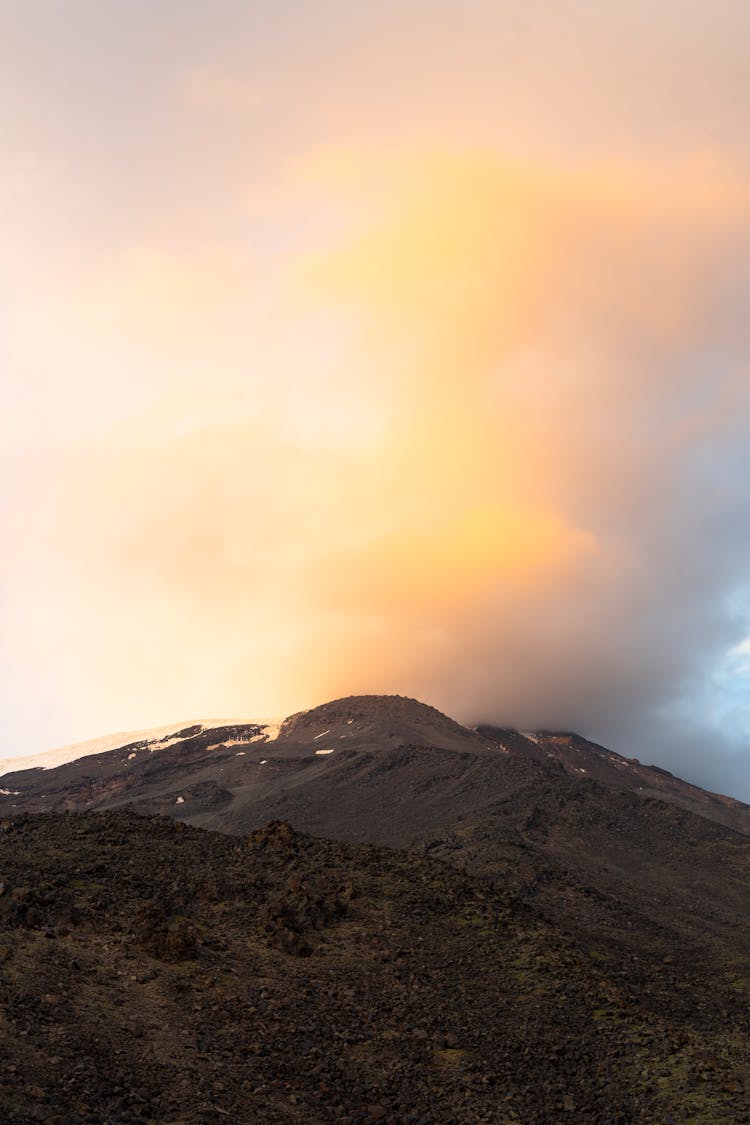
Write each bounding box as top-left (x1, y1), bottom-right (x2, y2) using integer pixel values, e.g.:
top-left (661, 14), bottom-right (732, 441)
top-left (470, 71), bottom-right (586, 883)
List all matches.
top-left (1, 811), bottom-right (749, 1123)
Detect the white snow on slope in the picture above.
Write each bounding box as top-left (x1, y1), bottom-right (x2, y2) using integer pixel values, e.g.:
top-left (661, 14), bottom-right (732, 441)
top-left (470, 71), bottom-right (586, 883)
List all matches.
top-left (0, 718), bottom-right (280, 780)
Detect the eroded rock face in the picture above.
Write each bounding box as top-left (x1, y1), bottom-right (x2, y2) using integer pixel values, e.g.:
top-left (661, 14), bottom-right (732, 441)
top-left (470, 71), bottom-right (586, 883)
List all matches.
top-left (248, 822), bottom-right (353, 956)
top-left (133, 901), bottom-right (198, 960)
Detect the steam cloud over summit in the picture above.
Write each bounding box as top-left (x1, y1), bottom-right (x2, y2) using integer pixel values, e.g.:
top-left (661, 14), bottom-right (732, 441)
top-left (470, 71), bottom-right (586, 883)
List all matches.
top-left (1, 3), bottom-right (750, 797)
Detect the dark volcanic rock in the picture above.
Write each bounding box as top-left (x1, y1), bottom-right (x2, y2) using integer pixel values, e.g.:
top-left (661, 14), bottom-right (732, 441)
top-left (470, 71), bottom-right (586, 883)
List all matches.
top-left (3, 697), bottom-right (750, 973)
top-left (4, 697), bottom-right (750, 842)
top-left (1, 810), bottom-right (749, 1123)
top-left (276, 693), bottom-right (482, 753)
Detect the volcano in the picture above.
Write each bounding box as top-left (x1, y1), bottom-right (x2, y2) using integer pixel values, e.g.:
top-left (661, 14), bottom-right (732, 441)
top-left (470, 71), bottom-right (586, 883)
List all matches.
top-left (2, 696), bottom-right (750, 1121)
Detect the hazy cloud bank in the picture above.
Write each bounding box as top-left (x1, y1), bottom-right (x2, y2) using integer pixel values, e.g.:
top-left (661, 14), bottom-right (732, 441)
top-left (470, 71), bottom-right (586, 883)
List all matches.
top-left (2, 3), bottom-right (750, 798)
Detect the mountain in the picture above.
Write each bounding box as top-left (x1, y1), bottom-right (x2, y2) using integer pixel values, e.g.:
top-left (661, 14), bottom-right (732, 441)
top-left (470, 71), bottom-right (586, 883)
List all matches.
top-left (2, 695), bottom-right (750, 1121)
top-left (3, 694), bottom-right (750, 959)
top-left (2, 695), bottom-right (749, 837)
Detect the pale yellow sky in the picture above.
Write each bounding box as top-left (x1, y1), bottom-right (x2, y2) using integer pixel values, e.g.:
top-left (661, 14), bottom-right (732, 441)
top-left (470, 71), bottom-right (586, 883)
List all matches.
top-left (2, 2), bottom-right (750, 796)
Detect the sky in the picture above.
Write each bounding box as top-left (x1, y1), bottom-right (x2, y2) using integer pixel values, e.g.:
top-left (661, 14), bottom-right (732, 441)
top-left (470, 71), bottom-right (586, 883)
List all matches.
top-left (2, 2), bottom-right (750, 798)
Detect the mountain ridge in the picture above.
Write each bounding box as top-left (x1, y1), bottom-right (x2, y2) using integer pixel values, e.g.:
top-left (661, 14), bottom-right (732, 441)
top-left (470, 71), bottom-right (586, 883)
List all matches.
top-left (2, 694), bottom-right (748, 837)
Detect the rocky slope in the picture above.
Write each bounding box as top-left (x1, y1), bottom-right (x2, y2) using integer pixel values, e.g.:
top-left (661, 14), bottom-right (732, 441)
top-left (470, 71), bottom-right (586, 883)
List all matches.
top-left (1, 810), bottom-right (749, 1124)
top-left (3, 696), bottom-right (749, 839)
top-left (3, 695), bottom-right (750, 969)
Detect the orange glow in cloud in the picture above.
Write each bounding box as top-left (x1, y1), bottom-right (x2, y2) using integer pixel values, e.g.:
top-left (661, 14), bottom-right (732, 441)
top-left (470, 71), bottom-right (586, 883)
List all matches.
top-left (3, 141), bottom-right (750, 750)
top-left (269, 148), bottom-right (750, 717)
top-left (313, 505), bottom-right (599, 616)
top-left (3, 2), bottom-right (750, 800)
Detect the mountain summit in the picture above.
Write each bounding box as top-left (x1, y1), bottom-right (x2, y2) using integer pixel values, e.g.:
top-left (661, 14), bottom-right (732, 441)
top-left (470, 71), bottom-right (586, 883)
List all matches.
top-left (276, 693), bottom-right (482, 753)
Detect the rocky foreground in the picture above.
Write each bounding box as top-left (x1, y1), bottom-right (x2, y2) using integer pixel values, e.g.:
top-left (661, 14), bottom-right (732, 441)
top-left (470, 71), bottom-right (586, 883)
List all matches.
top-left (1, 811), bottom-right (749, 1124)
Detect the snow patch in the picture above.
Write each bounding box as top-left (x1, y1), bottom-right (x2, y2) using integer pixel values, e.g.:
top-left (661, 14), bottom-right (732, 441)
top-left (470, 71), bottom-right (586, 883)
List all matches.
top-left (175, 796), bottom-right (185, 805)
top-left (247, 723), bottom-right (280, 743)
top-left (148, 737), bottom-right (181, 753)
top-left (313, 730), bottom-right (331, 740)
top-left (521, 732), bottom-right (540, 744)
top-left (0, 716), bottom-right (275, 780)
top-left (128, 752), bottom-right (137, 760)
top-left (315, 748), bottom-right (335, 756)
top-left (236, 751), bottom-right (246, 756)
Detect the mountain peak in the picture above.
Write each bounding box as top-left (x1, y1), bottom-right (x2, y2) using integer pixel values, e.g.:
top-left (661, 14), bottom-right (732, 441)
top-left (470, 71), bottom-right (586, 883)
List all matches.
top-left (276, 693), bottom-right (480, 753)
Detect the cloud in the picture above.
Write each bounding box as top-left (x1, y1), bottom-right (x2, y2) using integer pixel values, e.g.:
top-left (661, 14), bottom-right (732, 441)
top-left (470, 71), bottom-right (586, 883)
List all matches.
top-left (3, 143), bottom-right (750, 800)
top-left (276, 150), bottom-right (750, 775)
top-left (180, 68), bottom-right (264, 115)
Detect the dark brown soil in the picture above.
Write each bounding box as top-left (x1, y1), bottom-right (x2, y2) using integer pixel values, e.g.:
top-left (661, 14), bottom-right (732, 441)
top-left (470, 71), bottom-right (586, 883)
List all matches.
top-left (1, 811), bottom-right (749, 1124)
